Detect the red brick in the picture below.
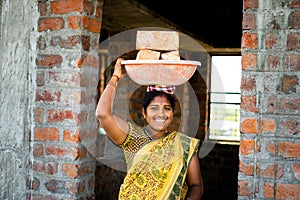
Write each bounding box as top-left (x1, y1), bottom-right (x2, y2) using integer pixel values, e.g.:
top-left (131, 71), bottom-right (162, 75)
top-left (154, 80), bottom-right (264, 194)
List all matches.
top-left (241, 118), bottom-right (258, 133)
top-left (47, 110), bottom-right (74, 123)
top-left (288, 11), bottom-right (300, 29)
top-left (45, 146), bottom-right (86, 160)
top-left (33, 143), bottom-right (43, 157)
top-left (34, 127), bottom-right (59, 141)
top-left (36, 54), bottom-right (63, 68)
top-left (240, 139), bottom-right (255, 155)
top-left (241, 76), bottom-right (256, 91)
top-left (267, 96), bottom-right (277, 113)
top-left (281, 74), bottom-right (298, 93)
top-left (262, 119), bottom-right (276, 133)
top-left (83, 0), bottom-right (95, 15)
top-left (242, 33), bottom-right (258, 49)
top-left (35, 90), bottom-right (61, 103)
top-left (280, 119), bottom-right (300, 135)
top-left (51, 0), bottom-right (83, 14)
top-left (68, 16), bottom-right (80, 29)
top-left (278, 142), bottom-right (300, 158)
top-left (38, 17), bottom-right (64, 32)
top-left (34, 108), bottom-right (44, 123)
top-left (267, 142), bottom-right (276, 155)
top-left (64, 129), bottom-right (81, 143)
top-left (62, 163), bottom-right (79, 178)
top-left (81, 16), bottom-right (101, 33)
top-left (266, 54), bottom-right (280, 70)
top-left (244, 0), bottom-right (258, 9)
top-left (28, 194), bottom-right (58, 200)
top-left (241, 96), bottom-right (257, 113)
top-left (242, 54), bottom-right (257, 70)
top-left (258, 163), bottom-right (283, 178)
top-left (264, 182), bottom-right (274, 198)
top-left (293, 164), bottom-right (300, 180)
top-left (95, 5), bottom-right (103, 18)
top-left (276, 183), bottom-right (300, 199)
top-left (286, 33), bottom-right (299, 51)
top-left (36, 71), bottom-right (45, 86)
top-left (285, 54), bottom-right (300, 71)
top-left (38, 1), bottom-right (47, 16)
top-left (33, 161), bottom-right (58, 175)
top-left (279, 97), bottom-right (300, 112)
top-left (238, 180), bottom-right (253, 196)
top-left (243, 13), bottom-right (256, 30)
top-left (289, 0), bottom-right (300, 8)
top-left (266, 33), bottom-right (278, 49)
top-left (239, 160), bottom-right (254, 176)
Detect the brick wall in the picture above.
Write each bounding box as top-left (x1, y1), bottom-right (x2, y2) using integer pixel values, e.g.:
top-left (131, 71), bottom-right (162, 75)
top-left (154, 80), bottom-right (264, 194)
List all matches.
top-left (238, 0), bottom-right (300, 199)
top-left (28, 0), bottom-right (103, 199)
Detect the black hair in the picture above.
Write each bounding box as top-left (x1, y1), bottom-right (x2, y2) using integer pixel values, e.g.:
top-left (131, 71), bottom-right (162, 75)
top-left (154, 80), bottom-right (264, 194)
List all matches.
top-left (142, 91), bottom-right (176, 112)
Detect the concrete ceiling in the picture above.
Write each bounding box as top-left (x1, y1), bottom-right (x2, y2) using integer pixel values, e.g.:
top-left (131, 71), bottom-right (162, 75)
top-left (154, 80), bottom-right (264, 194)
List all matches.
top-left (101, 0), bottom-right (242, 53)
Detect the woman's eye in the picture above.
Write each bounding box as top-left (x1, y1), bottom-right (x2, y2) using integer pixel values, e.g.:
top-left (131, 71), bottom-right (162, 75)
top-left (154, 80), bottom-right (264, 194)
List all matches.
top-left (165, 107), bottom-right (172, 111)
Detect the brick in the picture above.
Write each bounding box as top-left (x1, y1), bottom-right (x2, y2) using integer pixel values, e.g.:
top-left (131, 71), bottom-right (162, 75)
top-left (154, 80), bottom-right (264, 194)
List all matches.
top-left (81, 16), bottom-right (101, 33)
top-left (280, 119), bottom-right (300, 135)
top-left (47, 110), bottom-right (74, 123)
top-left (64, 129), bottom-right (81, 143)
top-left (68, 16), bottom-right (80, 29)
top-left (293, 164), bottom-right (300, 180)
top-left (238, 180), bottom-right (253, 196)
top-left (281, 74), bottom-right (298, 93)
top-left (45, 146), bottom-right (86, 160)
top-left (289, 0), bottom-right (300, 8)
top-left (244, 0), bottom-right (258, 9)
top-left (264, 182), bottom-right (274, 198)
top-left (285, 54), bottom-right (300, 71)
top-left (34, 127), bottom-right (59, 141)
top-left (27, 194), bottom-right (58, 200)
top-left (241, 96), bottom-right (257, 112)
top-left (239, 160), bottom-right (254, 176)
top-left (267, 96), bottom-right (277, 113)
top-left (95, 5), bottom-right (103, 18)
top-left (83, 0), bottom-right (95, 15)
top-left (286, 33), bottom-right (299, 51)
top-left (240, 118), bottom-right (258, 133)
top-left (33, 161), bottom-right (58, 175)
top-left (33, 143), bottom-right (43, 157)
top-left (240, 139), bottom-right (255, 155)
top-left (276, 183), bottom-right (300, 199)
top-left (242, 33), bottom-right (258, 49)
top-left (278, 142), bottom-right (300, 158)
top-left (242, 13), bottom-right (256, 30)
top-left (50, 0), bottom-right (83, 14)
top-left (34, 108), bottom-right (44, 123)
top-left (288, 11), bottom-right (300, 29)
top-left (258, 163), bottom-right (283, 178)
top-left (241, 76), bottom-right (256, 91)
top-left (45, 180), bottom-right (67, 194)
top-left (242, 54), bottom-right (257, 70)
top-left (262, 118), bottom-right (276, 133)
top-left (136, 49), bottom-right (160, 60)
top-left (36, 90), bottom-right (61, 103)
top-left (38, 1), bottom-right (47, 16)
top-left (38, 17), bottom-right (64, 32)
top-left (62, 163), bottom-right (79, 178)
top-left (266, 33), bottom-right (278, 49)
top-left (279, 97), bottom-right (300, 112)
top-left (36, 71), bottom-right (45, 86)
top-left (26, 176), bottom-right (40, 190)
top-left (36, 54), bottom-right (63, 68)
top-left (161, 50), bottom-right (180, 60)
top-left (37, 36), bottom-right (46, 50)
top-left (136, 30), bottom-right (179, 51)
top-left (72, 91), bottom-right (93, 105)
top-left (266, 54), bottom-right (280, 70)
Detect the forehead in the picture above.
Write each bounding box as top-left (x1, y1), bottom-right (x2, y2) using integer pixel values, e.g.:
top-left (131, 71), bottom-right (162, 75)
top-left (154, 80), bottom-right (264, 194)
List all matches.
top-left (149, 95), bottom-right (171, 105)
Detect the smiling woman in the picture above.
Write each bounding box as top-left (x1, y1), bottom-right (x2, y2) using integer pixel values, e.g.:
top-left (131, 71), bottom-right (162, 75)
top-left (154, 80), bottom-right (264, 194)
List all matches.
top-left (96, 58), bottom-right (203, 200)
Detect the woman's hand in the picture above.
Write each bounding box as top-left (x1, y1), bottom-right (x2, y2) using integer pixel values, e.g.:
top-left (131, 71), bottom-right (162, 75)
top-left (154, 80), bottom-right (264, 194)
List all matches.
top-left (113, 58), bottom-right (126, 80)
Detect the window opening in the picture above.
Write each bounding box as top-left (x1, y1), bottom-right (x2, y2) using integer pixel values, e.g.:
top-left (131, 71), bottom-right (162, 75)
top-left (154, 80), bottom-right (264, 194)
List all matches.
top-left (209, 56), bottom-right (241, 142)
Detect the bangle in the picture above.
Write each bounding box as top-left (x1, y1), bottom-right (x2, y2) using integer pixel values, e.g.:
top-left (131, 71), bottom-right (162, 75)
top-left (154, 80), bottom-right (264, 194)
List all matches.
top-left (112, 74), bottom-right (120, 81)
top-left (107, 80), bottom-right (117, 87)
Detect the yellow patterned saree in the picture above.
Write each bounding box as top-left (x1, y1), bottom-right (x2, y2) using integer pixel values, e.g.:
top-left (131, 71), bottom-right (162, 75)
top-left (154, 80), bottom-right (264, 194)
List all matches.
top-left (119, 123), bottom-right (200, 200)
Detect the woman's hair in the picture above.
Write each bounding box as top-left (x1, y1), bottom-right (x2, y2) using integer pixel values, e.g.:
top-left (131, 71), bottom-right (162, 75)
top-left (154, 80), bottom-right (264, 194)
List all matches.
top-left (142, 91), bottom-right (176, 112)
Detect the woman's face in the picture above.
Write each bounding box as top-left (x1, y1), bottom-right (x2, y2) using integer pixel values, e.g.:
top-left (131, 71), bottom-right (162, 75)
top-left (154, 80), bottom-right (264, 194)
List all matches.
top-left (142, 95), bottom-right (174, 134)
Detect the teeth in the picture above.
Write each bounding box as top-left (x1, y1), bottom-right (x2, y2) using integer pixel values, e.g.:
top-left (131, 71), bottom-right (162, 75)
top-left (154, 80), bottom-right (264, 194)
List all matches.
top-left (155, 119), bottom-right (165, 122)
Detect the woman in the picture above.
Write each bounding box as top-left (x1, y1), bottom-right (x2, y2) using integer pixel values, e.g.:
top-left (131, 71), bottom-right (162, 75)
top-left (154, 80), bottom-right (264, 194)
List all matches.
top-left (96, 58), bottom-right (203, 200)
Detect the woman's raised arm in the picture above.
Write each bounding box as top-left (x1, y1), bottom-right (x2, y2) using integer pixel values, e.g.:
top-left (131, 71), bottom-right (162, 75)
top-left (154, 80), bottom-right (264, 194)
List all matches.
top-left (96, 58), bottom-right (129, 145)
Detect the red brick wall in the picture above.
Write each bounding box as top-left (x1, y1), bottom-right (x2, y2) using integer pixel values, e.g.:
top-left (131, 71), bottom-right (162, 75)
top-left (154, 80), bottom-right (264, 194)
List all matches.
top-left (28, 0), bottom-right (103, 199)
top-left (239, 0), bottom-right (300, 198)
